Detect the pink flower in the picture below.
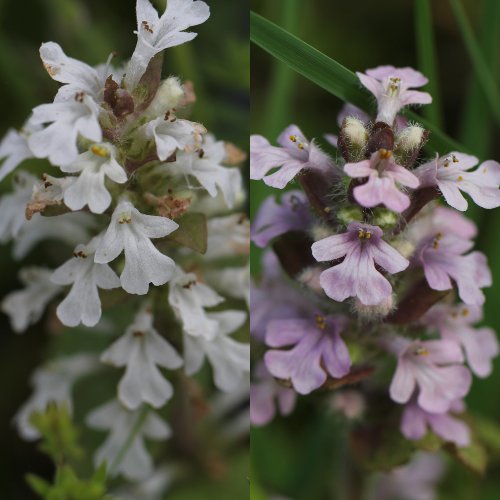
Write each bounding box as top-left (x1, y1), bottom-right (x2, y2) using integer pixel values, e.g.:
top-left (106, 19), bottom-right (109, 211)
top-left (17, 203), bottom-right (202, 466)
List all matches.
top-left (416, 232), bottom-right (491, 306)
top-left (415, 153), bottom-right (500, 211)
top-left (264, 313), bottom-right (351, 395)
top-left (250, 362), bottom-right (296, 426)
top-left (344, 149), bottom-right (419, 212)
top-left (312, 222), bottom-right (408, 306)
top-left (388, 336), bottom-right (472, 414)
top-left (401, 399), bottom-right (470, 447)
top-left (251, 191), bottom-right (312, 248)
top-left (422, 303), bottom-right (499, 378)
top-left (250, 124), bottom-right (333, 189)
top-left (356, 66), bottom-right (432, 125)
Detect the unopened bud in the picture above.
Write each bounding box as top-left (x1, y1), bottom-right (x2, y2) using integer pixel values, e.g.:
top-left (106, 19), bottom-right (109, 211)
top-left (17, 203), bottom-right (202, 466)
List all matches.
top-left (372, 208), bottom-right (398, 230)
top-left (297, 266), bottom-right (323, 293)
top-left (354, 294), bottom-right (394, 320)
top-left (147, 77), bottom-right (185, 117)
top-left (331, 390), bottom-right (365, 420)
top-left (396, 125), bottom-right (426, 152)
top-left (337, 206), bottom-right (363, 227)
top-left (311, 223), bottom-right (335, 242)
top-left (390, 238), bottom-right (415, 259)
top-left (338, 116), bottom-right (369, 161)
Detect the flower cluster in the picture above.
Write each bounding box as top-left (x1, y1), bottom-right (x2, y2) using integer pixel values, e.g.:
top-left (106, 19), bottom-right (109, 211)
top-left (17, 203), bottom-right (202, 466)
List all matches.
top-left (250, 65), bottom-right (499, 455)
top-left (0, 0), bottom-right (249, 489)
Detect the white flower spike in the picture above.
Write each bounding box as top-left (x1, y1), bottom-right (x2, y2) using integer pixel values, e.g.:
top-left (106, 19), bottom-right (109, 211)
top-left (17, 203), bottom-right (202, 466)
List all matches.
top-left (100, 306), bottom-right (182, 409)
top-left (61, 143), bottom-right (128, 214)
top-left (51, 235), bottom-right (120, 327)
top-left (95, 200), bottom-right (178, 294)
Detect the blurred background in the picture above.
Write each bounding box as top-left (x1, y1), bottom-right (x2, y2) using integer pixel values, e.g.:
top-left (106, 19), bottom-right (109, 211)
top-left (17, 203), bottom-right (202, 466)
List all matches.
top-left (251, 0), bottom-right (500, 499)
top-left (0, 0), bottom-right (248, 498)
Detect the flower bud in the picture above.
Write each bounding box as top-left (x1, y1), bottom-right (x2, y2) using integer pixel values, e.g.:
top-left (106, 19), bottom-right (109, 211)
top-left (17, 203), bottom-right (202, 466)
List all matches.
top-left (337, 206), bottom-right (363, 227)
top-left (297, 266), bottom-right (323, 293)
top-left (146, 77), bottom-right (185, 117)
top-left (330, 390), bottom-right (365, 420)
top-left (311, 223), bottom-right (335, 242)
top-left (396, 125), bottom-right (426, 152)
top-left (354, 294), bottom-right (395, 320)
top-left (372, 208), bottom-right (398, 230)
top-left (338, 116), bottom-right (369, 162)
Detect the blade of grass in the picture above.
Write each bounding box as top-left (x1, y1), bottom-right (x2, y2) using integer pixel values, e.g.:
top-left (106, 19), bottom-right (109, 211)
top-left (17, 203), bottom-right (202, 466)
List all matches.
top-left (449, 0), bottom-right (500, 128)
top-left (414, 0), bottom-right (443, 128)
top-left (250, 11), bottom-right (468, 155)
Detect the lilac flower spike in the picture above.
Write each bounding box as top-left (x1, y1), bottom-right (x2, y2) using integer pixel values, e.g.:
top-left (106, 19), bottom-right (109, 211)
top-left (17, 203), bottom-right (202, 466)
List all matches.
top-left (312, 222), bottom-right (409, 306)
top-left (250, 124), bottom-right (333, 189)
top-left (357, 66), bottom-right (432, 125)
top-left (388, 336), bottom-right (472, 414)
top-left (415, 152), bottom-right (500, 211)
top-left (422, 303), bottom-right (499, 378)
top-left (264, 313), bottom-right (351, 395)
top-left (401, 400), bottom-right (470, 447)
top-left (416, 232), bottom-right (491, 306)
top-left (344, 149), bottom-right (420, 212)
top-left (251, 191), bottom-right (312, 248)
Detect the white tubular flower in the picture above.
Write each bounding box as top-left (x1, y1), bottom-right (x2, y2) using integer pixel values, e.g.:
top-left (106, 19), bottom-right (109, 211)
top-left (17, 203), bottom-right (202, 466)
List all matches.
top-left (171, 135), bottom-right (242, 208)
top-left (30, 174), bottom-right (75, 207)
top-left (0, 171), bottom-right (36, 243)
top-left (51, 235), bottom-right (120, 328)
top-left (87, 399), bottom-right (171, 481)
top-left (143, 115), bottom-right (206, 161)
top-left (205, 213), bottom-right (250, 260)
top-left (100, 307), bottom-right (182, 409)
top-left (15, 354), bottom-right (98, 440)
top-left (61, 143), bottom-right (128, 214)
top-left (168, 267), bottom-right (224, 340)
top-left (95, 200), bottom-right (178, 294)
top-left (1, 267), bottom-right (61, 333)
top-left (39, 42), bottom-right (104, 98)
top-left (205, 265), bottom-right (250, 307)
top-left (126, 0), bottom-right (210, 90)
top-left (113, 465), bottom-right (174, 500)
top-left (13, 212), bottom-right (96, 261)
top-left (28, 93), bottom-right (102, 166)
top-left (0, 126), bottom-right (35, 182)
top-left (184, 310), bottom-right (250, 392)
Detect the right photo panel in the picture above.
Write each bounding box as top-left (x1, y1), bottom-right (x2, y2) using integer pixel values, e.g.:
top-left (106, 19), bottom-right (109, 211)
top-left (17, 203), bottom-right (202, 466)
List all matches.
top-left (250, 1), bottom-right (500, 499)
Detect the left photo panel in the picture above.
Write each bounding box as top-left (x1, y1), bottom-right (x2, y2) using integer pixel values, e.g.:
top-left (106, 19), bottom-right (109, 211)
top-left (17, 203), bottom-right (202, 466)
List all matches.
top-left (0, 1), bottom-right (249, 498)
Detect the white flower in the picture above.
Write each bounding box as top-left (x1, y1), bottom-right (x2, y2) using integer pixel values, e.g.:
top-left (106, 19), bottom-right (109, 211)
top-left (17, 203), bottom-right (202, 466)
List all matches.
top-left (61, 143), bottom-right (128, 214)
top-left (0, 171), bottom-right (36, 243)
top-left (168, 267), bottom-right (224, 340)
top-left (1, 267), bottom-right (61, 333)
top-left (205, 213), bottom-right (250, 260)
top-left (51, 235), bottom-right (120, 327)
top-left (39, 42), bottom-right (105, 99)
top-left (206, 265), bottom-right (250, 307)
top-left (15, 354), bottom-right (97, 440)
top-left (170, 135), bottom-right (242, 208)
top-left (30, 174), bottom-right (75, 208)
top-left (113, 465), bottom-right (174, 500)
top-left (86, 399), bottom-right (171, 481)
top-left (143, 115), bottom-right (205, 161)
top-left (126, 0), bottom-right (210, 89)
top-left (13, 211), bottom-right (96, 260)
top-left (28, 93), bottom-right (102, 166)
top-left (95, 200), bottom-right (178, 294)
top-left (100, 307), bottom-right (182, 409)
top-left (0, 126), bottom-right (35, 182)
top-left (184, 310), bottom-right (250, 392)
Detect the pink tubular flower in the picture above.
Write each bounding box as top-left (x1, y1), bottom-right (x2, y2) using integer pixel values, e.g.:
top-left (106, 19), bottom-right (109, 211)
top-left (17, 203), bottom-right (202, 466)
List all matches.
top-left (422, 303), bottom-right (499, 378)
top-left (416, 232), bottom-right (491, 306)
top-left (401, 399), bottom-right (470, 447)
top-left (356, 66), bottom-right (432, 125)
top-left (311, 222), bottom-right (409, 306)
top-left (415, 153), bottom-right (500, 211)
top-left (388, 336), bottom-right (472, 414)
top-left (345, 149), bottom-right (419, 212)
top-left (250, 362), bottom-right (296, 426)
top-left (251, 191), bottom-right (312, 248)
top-left (264, 313), bottom-right (351, 395)
top-left (250, 124), bottom-right (333, 189)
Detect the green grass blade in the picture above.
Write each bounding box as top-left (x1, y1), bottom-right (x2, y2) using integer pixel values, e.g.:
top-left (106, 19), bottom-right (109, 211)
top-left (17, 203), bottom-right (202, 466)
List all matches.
top-left (449, 0), bottom-right (500, 128)
top-left (250, 11), bottom-right (468, 155)
top-left (414, 0), bottom-right (443, 127)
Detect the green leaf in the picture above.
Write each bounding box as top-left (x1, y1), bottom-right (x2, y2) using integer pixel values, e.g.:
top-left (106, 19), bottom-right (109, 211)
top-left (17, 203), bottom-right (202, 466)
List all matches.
top-left (250, 11), bottom-right (468, 155)
top-left (444, 439), bottom-right (488, 477)
top-left (414, 0), bottom-right (443, 127)
top-left (26, 474), bottom-right (51, 496)
top-left (449, 0), bottom-right (500, 128)
top-left (163, 212), bottom-right (208, 254)
top-left (474, 414), bottom-right (500, 457)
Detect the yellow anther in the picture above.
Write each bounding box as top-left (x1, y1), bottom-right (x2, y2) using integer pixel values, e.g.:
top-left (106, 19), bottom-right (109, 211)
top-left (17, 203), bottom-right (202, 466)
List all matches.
top-left (462, 308), bottom-right (469, 317)
top-left (458, 175), bottom-right (463, 181)
top-left (118, 213), bottom-right (132, 224)
top-left (298, 143), bottom-right (304, 150)
top-left (91, 144), bottom-right (110, 158)
top-left (315, 314), bottom-right (327, 330)
top-left (358, 228), bottom-right (365, 239)
top-left (413, 346), bottom-right (429, 357)
top-left (289, 135), bottom-right (297, 142)
top-left (452, 155), bottom-right (459, 163)
top-left (379, 148), bottom-right (392, 159)
top-left (365, 231), bottom-right (371, 239)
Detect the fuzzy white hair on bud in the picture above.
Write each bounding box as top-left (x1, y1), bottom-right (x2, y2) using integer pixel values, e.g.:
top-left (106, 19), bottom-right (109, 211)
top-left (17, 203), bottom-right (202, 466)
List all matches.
top-left (310, 223), bottom-right (335, 242)
top-left (146, 76), bottom-right (185, 117)
top-left (354, 294), bottom-right (395, 320)
top-left (396, 125), bottom-right (425, 152)
top-left (297, 266), bottom-right (323, 293)
top-left (343, 116), bottom-right (369, 148)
